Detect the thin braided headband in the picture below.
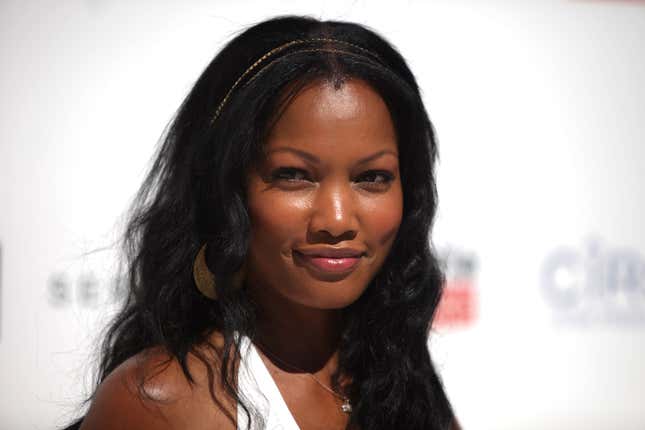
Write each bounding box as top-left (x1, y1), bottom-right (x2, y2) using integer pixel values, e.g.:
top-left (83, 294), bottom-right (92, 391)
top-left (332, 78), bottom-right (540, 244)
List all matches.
top-left (210, 37), bottom-right (384, 124)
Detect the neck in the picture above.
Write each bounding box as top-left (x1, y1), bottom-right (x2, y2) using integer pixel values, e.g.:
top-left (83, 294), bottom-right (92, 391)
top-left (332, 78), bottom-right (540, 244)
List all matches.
top-left (247, 282), bottom-right (344, 375)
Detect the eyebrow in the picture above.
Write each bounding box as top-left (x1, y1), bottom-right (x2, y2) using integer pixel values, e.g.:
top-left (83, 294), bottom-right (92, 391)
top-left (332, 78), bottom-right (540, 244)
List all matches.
top-left (266, 147), bottom-right (398, 165)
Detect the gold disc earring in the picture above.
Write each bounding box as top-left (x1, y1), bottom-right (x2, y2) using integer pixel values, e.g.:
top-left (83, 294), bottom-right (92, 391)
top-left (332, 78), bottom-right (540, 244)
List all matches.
top-left (193, 243), bottom-right (218, 299)
top-left (193, 243), bottom-right (247, 300)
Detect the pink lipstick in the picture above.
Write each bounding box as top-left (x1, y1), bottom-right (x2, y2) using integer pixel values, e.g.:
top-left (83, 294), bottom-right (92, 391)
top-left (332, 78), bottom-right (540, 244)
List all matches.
top-left (294, 247), bottom-right (365, 274)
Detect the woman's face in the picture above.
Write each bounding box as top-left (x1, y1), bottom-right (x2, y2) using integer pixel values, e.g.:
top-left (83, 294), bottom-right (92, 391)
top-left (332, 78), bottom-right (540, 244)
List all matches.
top-left (244, 78), bottom-right (403, 310)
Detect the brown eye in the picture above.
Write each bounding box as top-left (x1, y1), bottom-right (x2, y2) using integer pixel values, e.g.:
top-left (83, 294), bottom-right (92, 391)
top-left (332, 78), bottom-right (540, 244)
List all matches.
top-left (356, 170), bottom-right (394, 186)
top-left (270, 167), bottom-right (311, 182)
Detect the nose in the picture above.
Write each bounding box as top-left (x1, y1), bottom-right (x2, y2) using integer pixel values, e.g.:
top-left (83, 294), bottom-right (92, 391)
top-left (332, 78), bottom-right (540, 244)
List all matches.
top-left (308, 180), bottom-right (359, 242)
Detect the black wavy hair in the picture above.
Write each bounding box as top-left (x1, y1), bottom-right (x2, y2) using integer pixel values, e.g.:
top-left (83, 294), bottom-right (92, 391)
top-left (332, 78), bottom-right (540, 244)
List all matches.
top-left (65, 15), bottom-right (455, 430)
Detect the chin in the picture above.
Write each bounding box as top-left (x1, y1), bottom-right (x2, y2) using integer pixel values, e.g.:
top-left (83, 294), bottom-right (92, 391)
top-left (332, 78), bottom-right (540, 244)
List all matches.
top-left (289, 282), bottom-right (369, 310)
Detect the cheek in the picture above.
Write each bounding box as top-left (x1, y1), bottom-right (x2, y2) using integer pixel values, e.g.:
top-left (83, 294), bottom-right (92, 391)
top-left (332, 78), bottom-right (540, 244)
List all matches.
top-left (362, 186), bottom-right (403, 250)
top-left (246, 188), bottom-right (310, 253)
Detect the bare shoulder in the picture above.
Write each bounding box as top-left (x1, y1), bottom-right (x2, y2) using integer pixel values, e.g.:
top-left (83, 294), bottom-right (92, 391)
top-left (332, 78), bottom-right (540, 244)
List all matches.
top-left (449, 416), bottom-right (463, 430)
top-left (80, 331), bottom-right (237, 430)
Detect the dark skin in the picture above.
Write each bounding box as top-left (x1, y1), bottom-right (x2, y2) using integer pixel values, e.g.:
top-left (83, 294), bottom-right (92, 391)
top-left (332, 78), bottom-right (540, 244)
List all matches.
top-left (245, 78), bottom-right (402, 429)
top-left (80, 78), bottom-right (404, 429)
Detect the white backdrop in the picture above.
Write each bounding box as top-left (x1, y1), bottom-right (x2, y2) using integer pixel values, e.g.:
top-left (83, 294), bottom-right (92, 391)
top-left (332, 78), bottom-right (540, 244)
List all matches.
top-left (1, 1), bottom-right (644, 429)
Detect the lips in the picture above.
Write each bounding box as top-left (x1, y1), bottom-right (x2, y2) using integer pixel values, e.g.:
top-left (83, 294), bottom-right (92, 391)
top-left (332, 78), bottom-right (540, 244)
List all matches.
top-left (293, 247), bottom-right (365, 274)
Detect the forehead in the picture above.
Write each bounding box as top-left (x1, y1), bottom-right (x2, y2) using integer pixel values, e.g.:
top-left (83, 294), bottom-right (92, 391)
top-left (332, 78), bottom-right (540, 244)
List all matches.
top-left (264, 78), bottom-right (398, 159)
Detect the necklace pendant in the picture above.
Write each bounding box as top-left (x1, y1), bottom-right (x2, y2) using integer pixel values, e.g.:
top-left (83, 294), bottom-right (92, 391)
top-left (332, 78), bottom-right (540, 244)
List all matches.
top-left (341, 398), bottom-right (352, 414)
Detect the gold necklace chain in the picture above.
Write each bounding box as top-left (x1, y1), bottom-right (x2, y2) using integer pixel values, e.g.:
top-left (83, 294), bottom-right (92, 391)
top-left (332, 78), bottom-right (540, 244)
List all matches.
top-left (252, 339), bottom-right (353, 414)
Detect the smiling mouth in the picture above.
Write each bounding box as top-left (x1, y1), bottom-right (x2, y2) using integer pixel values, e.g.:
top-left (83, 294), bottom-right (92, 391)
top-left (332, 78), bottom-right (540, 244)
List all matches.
top-left (292, 250), bottom-right (363, 278)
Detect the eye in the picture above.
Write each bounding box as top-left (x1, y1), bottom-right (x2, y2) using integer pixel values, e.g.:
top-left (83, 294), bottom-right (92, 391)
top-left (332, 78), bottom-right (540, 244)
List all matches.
top-left (269, 167), bottom-right (311, 183)
top-left (356, 170), bottom-right (394, 189)
top-left (357, 170), bottom-right (394, 184)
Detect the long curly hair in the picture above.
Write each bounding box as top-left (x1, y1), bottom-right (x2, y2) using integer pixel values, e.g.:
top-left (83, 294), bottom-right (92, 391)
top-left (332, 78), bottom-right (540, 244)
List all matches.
top-left (67, 15), bottom-right (455, 430)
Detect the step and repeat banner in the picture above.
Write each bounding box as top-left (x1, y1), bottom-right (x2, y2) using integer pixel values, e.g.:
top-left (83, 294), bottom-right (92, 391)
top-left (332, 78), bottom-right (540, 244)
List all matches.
top-left (1, 1), bottom-right (643, 429)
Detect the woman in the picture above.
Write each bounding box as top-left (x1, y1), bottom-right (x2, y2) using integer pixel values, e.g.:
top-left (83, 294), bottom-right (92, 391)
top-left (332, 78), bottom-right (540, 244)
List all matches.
top-left (67, 15), bottom-right (458, 430)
